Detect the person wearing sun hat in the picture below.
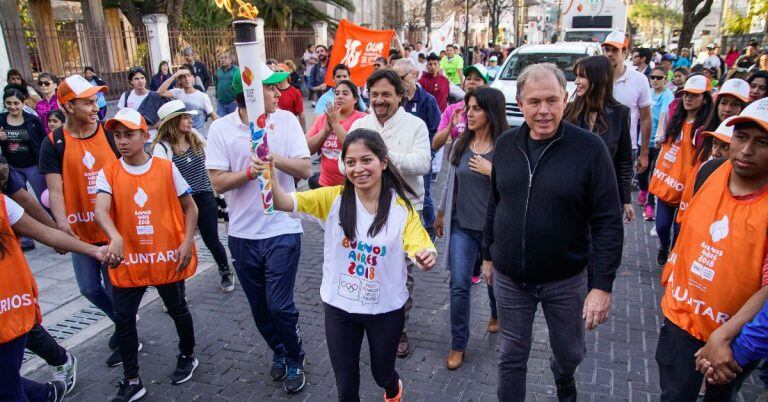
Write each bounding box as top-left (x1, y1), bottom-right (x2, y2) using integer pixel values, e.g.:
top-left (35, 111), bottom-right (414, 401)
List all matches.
top-left (205, 60), bottom-right (310, 394)
top-left (657, 98), bottom-right (768, 400)
top-left (37, 74), bottom-right (132, 366)
top-left (602, 31), bottom-right (654, 175)
top-left (150, 99), bottom-right (235, 294)
top-left (93, 107), bottom-right (200, 402)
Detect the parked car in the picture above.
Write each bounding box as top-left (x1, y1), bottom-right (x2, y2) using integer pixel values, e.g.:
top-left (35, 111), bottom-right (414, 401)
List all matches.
top-left (490, 42), bottom-right (602, 126)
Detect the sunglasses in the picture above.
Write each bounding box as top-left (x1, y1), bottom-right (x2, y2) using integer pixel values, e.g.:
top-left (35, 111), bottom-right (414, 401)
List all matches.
top-left (374, 64), bottom-right (382, 68)
top-left (38, 81), bottom-right (53, 86)
top-left (650, 75), bottom-right (666, 80)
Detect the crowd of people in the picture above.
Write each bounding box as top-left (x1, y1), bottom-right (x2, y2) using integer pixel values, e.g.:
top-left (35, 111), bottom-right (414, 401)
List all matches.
top-left (1, 30), bottom-right (768, 402)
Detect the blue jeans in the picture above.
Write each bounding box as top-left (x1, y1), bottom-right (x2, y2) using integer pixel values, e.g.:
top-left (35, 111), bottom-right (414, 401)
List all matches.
top-left (229, 234), bottom-right (305, 367)
top-left (216, 100), bottom-right (237, 117)
top-left (0, 333), bottom-right (49, 402)
top-left (449, 224), bottom-right (495, 350)
top-left (655, 200), bottom-right (679, 250)
top-left (71, 252), bottom-right (115, 321)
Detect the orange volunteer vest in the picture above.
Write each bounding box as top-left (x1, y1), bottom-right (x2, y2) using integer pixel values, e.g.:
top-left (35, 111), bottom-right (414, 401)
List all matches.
top-left (675, 160), bottom-right (704, 224)
top-left (102, 158), bottom-right (197, 288)
top-left (649, 122), bottom-right (696, 205)
top-left (54, 126), bottom-right (118, 244)
top-left (661, 161), bottom-right (768, 341)
top-left (0, 195), bottom-right (42, 343)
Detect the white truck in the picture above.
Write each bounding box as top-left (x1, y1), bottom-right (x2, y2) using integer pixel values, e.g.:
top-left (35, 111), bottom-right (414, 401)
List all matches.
top-left (560, 0), bottom-right (627, 43)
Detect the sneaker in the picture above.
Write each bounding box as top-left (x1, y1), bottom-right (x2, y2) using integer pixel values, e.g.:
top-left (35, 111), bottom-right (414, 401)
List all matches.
top-left (555, 377), bottom-right (577, 402)
top-left (643, 204), bottom-right (655, 221)
top-left (270, 355), bottom-right (287, 381)
top-left (397, 332), bottom-right (411, 358)
top-left (284, 363), bottom-right (306, 394)
top-left (431, 172), bottom-right (439, 183)
top-left (471, 275), bottom-right (481, 284)
top-left (650, 226), bottom-right (658, 237)
top-left (384, 379), bottom-right (403, 402)
top-left (106, 343), bottom-right (142, 367)
top-left (46, 380), bottom-right (67, 402)
top-left (637, 190), bottom-right (647, 206)
top-left (311, 101), bottom-right (316, 107)
top-left (51, 353), bottom-right (77, 395)
top-left (170, 354), bottom-right (199, 385)
top-left (21, 242), bottom-right (36, 252)
top-left (112, 378), bottom-right (146, 402)
top-left (221, 274), bottom-right (235, 293)
top-left (657, 248), bottom-right (669, 266)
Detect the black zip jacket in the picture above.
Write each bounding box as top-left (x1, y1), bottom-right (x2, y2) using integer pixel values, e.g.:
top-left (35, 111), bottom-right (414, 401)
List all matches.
top-left (481, 122), bottom-right (624, 292)
top-left (572, 103), bottom-right (633, 205)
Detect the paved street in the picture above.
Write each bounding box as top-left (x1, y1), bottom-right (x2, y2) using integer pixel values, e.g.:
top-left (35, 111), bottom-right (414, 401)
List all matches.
top-left (20, 102), bottom-right (766, 401)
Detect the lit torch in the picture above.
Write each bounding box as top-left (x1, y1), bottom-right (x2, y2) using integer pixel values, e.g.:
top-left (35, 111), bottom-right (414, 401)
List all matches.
top-left (232, 19), bottom-right (274, 215)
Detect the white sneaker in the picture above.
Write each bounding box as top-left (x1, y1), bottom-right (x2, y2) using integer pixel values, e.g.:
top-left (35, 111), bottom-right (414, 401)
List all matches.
top-left (51, 353), bottom-right (77, 395)
top-left (650, 227), bottom-right (658, 237)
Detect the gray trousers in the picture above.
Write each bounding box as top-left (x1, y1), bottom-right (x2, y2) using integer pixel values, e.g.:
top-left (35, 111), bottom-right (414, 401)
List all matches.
top-left (494, 269), bottom-right (588, 402)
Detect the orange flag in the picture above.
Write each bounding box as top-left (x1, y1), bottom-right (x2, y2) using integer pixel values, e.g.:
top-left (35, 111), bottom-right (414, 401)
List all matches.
top-left (325, 20), bottom-right (395, 87)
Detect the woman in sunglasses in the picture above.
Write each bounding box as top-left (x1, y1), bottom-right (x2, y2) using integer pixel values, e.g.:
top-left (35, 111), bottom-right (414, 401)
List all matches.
top-left (33, 73), bottom-right (60, 134)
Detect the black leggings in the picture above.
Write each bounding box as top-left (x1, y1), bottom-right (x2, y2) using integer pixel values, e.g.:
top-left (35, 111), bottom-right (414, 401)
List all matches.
top-left (324, 303), bottom-right (403, 402)
top-left (192, 192), bottom-right (229, 271)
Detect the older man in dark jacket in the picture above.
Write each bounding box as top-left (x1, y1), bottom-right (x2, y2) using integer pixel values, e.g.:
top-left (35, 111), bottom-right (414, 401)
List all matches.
top-left (482, 63), bottom-right (624, 402)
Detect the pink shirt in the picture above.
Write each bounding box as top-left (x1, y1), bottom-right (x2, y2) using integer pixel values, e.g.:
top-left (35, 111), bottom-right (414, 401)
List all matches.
top-left (35, 95), bottom-right (59, 134)
top-left (308, 110), bottom-right (367, 186)
top-left (438, 101), bottom-right (467, 140)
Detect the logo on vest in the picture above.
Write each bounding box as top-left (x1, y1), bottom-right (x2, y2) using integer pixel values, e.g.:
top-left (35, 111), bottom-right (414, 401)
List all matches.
top-left (134, 187), bottom-right (148, 208)
top-left (82, 150), bottom-right (96, 169)
top-left (709, 215), bottom-right (729, 242)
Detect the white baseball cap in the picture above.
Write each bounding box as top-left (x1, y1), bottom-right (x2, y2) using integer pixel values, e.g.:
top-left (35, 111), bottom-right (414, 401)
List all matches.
top-left (57, 74), bottom-right (108, 104)
top-left (726, 97), bottom-right (768, 132)
top-left (603, 31), bottom-right (628, 49)
top-left (701, 116), bottom-right (735, 144)
top-left (105, 108), bottom-right (147, 132)
top-left (682, 75), bottom-right (711, 94)
top-left (717, 78), bottom-right (750, 103)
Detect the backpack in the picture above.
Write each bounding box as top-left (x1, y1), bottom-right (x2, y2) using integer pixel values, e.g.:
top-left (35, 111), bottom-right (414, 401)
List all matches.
top-left (47, 125), bottom-right (120, 162)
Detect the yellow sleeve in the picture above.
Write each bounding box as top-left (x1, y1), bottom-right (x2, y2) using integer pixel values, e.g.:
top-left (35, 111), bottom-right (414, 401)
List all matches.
top-left (291, 185), bottom-right (343, 223)
top-left (401, 202), bottom-right (436, 260)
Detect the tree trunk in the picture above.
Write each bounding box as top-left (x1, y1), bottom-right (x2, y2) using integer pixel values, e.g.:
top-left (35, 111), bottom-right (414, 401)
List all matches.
top-left (119, 0), bottom-right (144, 31)
top-left (426, 0), bottom-right (432, 36)
top-left (678, 0), bottom-right (714, 49)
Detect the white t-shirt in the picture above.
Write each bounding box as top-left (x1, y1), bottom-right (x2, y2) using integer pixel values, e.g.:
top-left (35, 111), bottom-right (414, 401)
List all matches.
top-left (117, 90), bottom-right (150, 110)
top-left (95, 157), bottom-right (191, 196)
top-left (291, 186), bottom-right (435, 314)
top-left (704, 55), bottom-right (722, 70)
top-left (613, 67), bottom-right (652, 150)
top-left (169, 88), bottom-right (215, 136)
top-left (205, 110), bottom-right (310, 239)
top-left (3, 195), bottom-right (24, 225)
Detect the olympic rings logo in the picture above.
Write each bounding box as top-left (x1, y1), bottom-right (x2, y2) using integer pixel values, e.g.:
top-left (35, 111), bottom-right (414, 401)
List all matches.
top-left (340, 280), bottom-right (359, 291)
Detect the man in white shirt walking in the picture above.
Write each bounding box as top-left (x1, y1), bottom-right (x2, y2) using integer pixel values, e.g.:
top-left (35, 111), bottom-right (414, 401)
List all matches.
top-left (347, 69), bottom-right (432, 357)
top-left (602, 31), bottom-right (652, 173)
top-left (158, 65), bottom-right (217, 138)
top-left (205, 62), bottom-right (311, 395)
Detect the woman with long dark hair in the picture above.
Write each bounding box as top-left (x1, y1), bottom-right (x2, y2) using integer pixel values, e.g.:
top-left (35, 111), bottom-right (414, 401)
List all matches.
top-left (433, 86), bottom-right (506, 370)
top-left (649, 75), bottom-right (713, 265)
top-left (564, 55), bottom-right (634, 222)
top-left (306, 80), bottom-right (367, 188)
top-left (266, 129), bottom-right (436, 402)
top-left (151, 100), bottom-right (234, 293)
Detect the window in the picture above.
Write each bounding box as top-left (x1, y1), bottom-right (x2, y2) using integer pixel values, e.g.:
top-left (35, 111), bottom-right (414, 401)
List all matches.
top-left (498, 52), bottom-right (588, 81)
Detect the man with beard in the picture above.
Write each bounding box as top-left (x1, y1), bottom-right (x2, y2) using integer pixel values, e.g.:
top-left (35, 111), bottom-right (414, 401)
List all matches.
top-left (309, 45), bottom-right (330, 107)
top-left (346, 69), bottom-right (432, 357)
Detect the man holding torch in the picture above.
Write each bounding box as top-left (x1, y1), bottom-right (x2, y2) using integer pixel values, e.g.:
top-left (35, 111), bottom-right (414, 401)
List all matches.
top-left (205, 51), bottom-right (312, 394)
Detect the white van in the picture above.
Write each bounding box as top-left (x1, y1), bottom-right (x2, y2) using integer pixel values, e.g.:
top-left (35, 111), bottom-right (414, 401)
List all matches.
top-left (490, 42), bottom-right (602, 127)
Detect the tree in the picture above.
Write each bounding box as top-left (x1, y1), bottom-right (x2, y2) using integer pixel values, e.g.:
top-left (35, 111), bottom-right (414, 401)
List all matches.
top-left (677, 0), bottom-right (714, 50)
top-left (483, 0), bottom-right (513, 45)
top-left (723, 13), bottom-right (751, 34)
top-left (628, 1), bottom-right (682, 43)
top-left (110, 0), bottom-right (186, 31)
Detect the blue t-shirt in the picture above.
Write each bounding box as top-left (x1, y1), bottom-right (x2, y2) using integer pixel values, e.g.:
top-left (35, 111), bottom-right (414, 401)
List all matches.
top-left (650, 88), bottom-right (674, 148)
top-left (2, 165), bottom-right (26, 195)
top-left (314, 88), bottom-right (367, 115)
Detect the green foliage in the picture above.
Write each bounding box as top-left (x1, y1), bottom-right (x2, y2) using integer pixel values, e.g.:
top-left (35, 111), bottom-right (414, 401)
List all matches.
top-left (182, 0), bottom-right (354, 30)
top-left (629, 1), bottom-right (682, 26)
top-left (724, 14), bottom-right (752, 34)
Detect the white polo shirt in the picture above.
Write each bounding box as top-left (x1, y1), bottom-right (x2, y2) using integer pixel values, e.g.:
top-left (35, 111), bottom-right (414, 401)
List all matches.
top-left (205, 110), bottom-right (310, 240)
top-left (613, 66), bottom-right (652, 150)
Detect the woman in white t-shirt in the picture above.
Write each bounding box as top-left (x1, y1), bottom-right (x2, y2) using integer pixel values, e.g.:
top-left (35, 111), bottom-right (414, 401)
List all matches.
top-left (263, 128), bottom-right (436, 402)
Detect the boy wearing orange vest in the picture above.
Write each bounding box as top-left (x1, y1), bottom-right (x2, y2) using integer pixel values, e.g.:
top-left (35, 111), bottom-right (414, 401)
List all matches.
top-left (656, 98), bottom-right (768, 400)
top-left (38, 75), bottom-right (125, 365)
top-left (94, 109), bottom-right (199, 402)
top-left (0, 192), bottom-right (108, 402)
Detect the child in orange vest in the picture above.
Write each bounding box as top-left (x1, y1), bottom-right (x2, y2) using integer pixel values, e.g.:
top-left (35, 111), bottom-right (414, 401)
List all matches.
top-left (656, 97), bottom-right (768, 400)
top-left (93, 108), bottom-right (199, 402)
top-left (0, 192), bottom-right (107, 402)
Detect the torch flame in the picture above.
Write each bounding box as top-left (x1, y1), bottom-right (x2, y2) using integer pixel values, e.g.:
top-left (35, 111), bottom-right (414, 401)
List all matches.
top-left (214, 0), bottom-right (259, 19)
